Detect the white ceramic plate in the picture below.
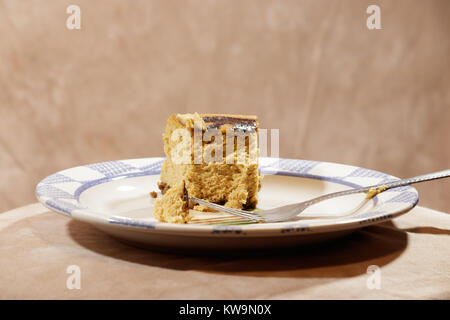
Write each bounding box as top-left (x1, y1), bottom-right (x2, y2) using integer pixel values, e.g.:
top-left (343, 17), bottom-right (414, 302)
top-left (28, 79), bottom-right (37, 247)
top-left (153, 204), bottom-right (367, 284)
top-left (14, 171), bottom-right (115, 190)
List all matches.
top-left (36, 157), bottom-right (418, 252)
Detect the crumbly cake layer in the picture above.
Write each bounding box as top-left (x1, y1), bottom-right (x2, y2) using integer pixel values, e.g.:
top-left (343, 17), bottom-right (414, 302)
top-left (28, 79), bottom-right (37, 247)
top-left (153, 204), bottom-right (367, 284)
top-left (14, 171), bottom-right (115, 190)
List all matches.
top-left (160, 159), bottom-right (259, 209)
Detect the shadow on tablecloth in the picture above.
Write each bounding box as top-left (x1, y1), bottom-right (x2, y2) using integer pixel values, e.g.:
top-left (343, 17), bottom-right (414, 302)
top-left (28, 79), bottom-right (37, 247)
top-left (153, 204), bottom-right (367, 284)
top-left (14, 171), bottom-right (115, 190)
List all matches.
top-left (67, 218), bottom-right (408, 278)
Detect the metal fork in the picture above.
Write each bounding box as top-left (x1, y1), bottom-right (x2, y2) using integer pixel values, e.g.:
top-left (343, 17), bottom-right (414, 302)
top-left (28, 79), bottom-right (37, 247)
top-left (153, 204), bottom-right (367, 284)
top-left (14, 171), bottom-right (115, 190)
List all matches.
top-left (189, 169), bottom-right (450, 223)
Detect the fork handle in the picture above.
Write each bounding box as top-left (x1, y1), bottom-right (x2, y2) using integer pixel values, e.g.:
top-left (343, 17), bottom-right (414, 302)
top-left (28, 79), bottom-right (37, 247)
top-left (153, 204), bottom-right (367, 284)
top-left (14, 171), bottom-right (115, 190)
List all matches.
top-left (381, 169), bottom-right (450, 189)
top-left (303, 169), bottom-right (450, 207)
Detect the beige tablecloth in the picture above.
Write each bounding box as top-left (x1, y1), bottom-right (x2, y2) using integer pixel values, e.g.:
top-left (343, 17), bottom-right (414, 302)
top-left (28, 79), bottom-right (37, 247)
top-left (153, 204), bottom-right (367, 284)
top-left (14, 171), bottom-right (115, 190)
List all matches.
top-left (0, 203), bottom-right (449, 299)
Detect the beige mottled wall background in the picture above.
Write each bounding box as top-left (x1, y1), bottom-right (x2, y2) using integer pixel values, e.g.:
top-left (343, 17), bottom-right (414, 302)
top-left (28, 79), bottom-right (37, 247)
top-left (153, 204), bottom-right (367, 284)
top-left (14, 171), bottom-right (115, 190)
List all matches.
top-left (0, 0), bottom-right (449, 213)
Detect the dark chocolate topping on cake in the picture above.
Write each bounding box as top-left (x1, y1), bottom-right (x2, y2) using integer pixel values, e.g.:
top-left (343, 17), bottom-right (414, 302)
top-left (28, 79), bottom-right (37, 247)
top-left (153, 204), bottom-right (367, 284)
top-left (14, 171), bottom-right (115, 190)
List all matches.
top-left (202, 116), bottom-right (257, 133)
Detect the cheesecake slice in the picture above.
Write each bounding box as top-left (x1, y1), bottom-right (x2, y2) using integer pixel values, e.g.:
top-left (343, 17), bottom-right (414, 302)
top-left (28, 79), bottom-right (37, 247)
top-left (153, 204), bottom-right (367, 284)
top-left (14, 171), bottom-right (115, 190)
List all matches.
top-left (153, 113), bottom-right (261, 223)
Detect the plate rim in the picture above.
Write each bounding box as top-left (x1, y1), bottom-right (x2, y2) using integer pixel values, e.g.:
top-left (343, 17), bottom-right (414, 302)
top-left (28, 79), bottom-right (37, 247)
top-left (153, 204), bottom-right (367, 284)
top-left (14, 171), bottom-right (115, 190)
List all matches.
top-left (35, 157), bottom-right (419, 237)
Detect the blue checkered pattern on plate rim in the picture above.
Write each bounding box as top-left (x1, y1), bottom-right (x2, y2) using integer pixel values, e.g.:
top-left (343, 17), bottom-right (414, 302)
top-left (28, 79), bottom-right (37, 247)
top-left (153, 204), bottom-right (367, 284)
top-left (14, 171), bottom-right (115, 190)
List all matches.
top-left (35, 158), bottom-right (418, 224)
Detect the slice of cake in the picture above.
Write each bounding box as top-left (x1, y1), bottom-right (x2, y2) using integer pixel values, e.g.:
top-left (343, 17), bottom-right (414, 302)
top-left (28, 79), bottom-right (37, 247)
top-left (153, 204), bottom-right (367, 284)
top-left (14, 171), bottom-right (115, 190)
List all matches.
top-left (153, 113), bottom-right (261, 223)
